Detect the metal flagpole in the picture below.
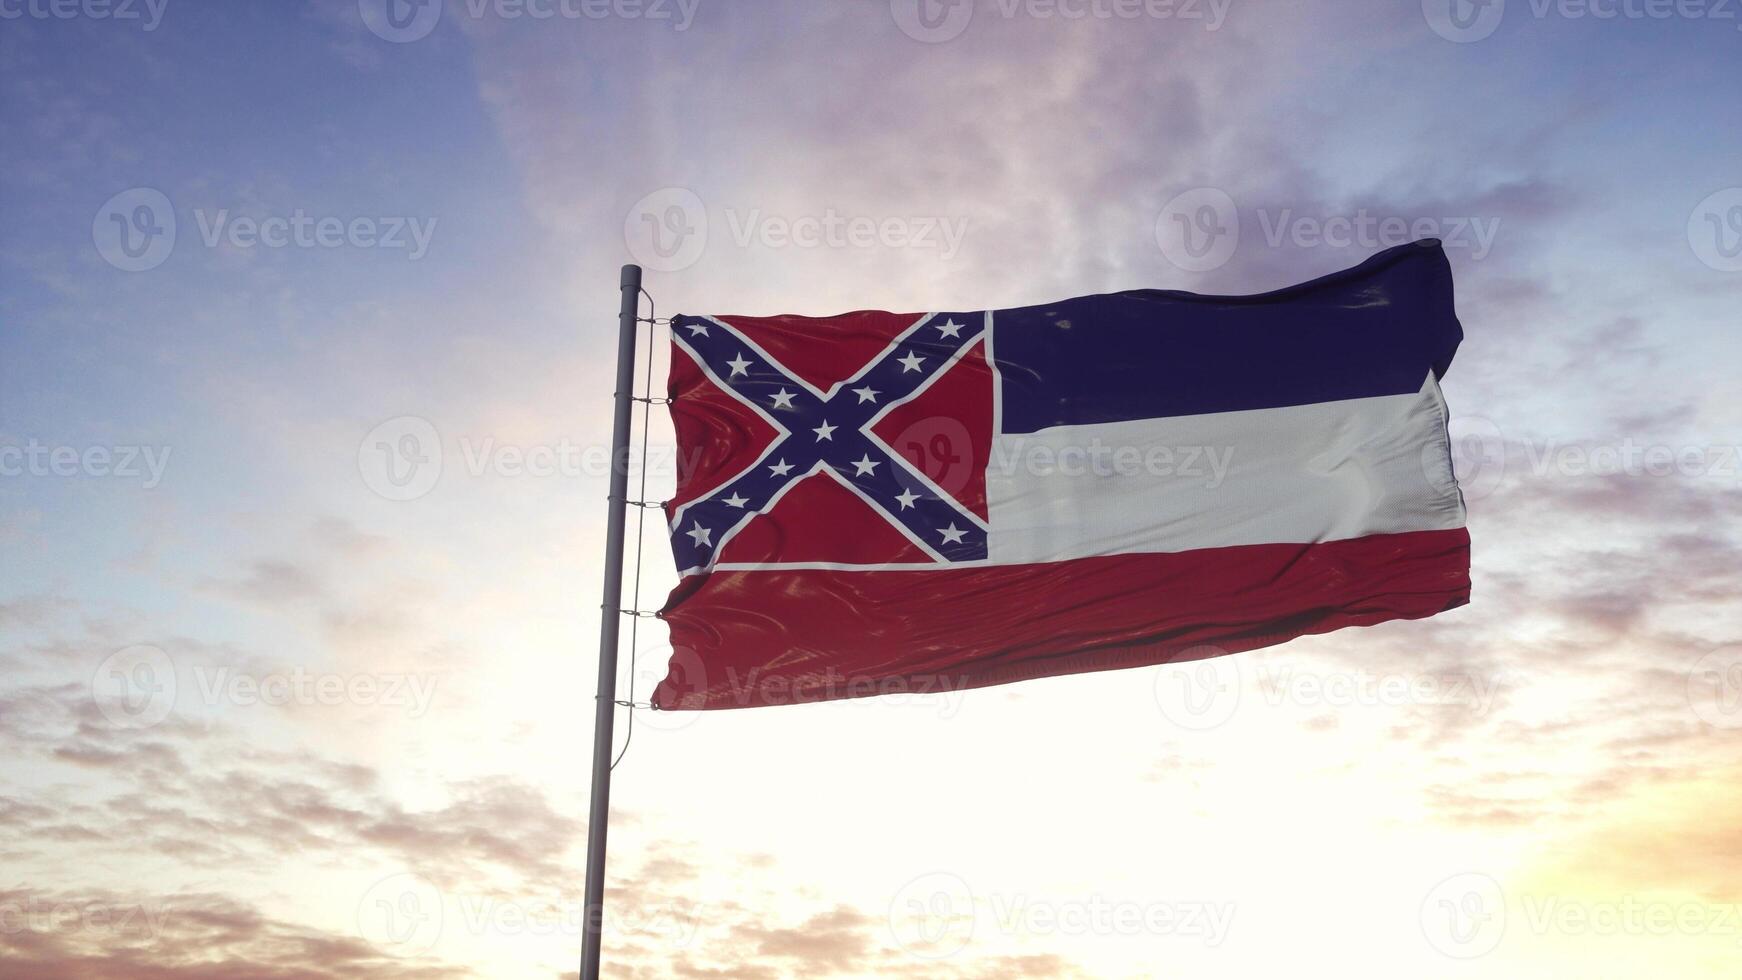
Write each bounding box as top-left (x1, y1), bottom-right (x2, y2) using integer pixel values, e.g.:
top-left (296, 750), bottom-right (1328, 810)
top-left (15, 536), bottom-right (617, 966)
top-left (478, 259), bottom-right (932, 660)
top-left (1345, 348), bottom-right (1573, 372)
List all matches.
top-left (580, 263), bottom-right (643, 980)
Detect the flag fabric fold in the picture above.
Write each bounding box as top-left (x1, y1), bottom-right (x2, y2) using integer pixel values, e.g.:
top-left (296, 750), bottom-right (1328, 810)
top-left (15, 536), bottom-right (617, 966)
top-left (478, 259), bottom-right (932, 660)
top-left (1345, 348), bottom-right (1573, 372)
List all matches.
top-left (654, 240), bottom-right (1470, 710)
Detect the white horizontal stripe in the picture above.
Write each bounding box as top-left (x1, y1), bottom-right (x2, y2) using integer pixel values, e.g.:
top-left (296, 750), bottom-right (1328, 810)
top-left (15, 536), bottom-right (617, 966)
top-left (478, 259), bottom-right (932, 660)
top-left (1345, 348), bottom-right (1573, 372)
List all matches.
top-left (985, 372), bottom-right (1466, 564)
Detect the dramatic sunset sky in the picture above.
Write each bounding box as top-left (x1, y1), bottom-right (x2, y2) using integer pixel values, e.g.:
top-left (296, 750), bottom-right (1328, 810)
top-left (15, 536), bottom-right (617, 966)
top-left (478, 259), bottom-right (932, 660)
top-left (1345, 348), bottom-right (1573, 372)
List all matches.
top-left (3, 1), bottom-right (1740, 977)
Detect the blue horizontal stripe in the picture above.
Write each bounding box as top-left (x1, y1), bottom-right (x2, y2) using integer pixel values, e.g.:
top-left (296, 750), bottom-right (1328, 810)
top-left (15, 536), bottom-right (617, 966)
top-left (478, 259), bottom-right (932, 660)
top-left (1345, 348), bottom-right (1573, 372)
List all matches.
top-left (993, 241), bottom-right (1464, 433)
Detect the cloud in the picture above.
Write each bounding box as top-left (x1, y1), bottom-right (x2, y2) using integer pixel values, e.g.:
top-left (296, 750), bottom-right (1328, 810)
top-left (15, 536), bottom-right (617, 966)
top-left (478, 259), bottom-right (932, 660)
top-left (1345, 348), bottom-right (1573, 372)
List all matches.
top-left (1520, 766), bottom-right (1742, 905)
top-left (200, 560), bottom-right (326, 606)
top-left (0, 887), bottom-right (469, 980)
top-left (0, 595), bottom-right (75, 630)
top-left (744, 905), bottom-right (875, 971)
top-left (0, 684), bottom-right (578, 889)
top-left (309, 517), bottom-right (392, 558)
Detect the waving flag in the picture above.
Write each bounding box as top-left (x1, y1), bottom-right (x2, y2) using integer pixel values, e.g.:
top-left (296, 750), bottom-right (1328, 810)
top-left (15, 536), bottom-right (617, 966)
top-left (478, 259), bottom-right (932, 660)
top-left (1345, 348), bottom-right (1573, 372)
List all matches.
top-left (654, 240), bottom-right (1470, 710)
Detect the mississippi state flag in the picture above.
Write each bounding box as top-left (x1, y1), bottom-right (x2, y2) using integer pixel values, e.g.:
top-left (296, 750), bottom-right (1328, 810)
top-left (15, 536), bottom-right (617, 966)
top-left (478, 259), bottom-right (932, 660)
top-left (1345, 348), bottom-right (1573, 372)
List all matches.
top-left (654, 240), bottom-right (1470, 710)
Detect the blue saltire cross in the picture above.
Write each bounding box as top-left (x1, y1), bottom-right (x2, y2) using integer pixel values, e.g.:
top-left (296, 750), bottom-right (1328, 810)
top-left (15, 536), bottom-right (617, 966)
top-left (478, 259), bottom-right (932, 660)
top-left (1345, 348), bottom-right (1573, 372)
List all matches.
top-left (667, 312), bottom-right (991, 574)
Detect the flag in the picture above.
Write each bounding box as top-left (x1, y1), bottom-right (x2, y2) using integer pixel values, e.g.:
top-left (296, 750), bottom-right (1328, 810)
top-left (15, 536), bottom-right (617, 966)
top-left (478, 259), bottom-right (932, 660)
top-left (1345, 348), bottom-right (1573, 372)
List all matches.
top-left (653, 240), bottom-right (1470, 710)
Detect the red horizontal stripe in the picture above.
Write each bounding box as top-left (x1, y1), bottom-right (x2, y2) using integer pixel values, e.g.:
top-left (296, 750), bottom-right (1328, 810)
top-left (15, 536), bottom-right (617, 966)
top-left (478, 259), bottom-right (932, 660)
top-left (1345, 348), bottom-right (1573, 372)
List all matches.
top-left (653, 528), bottom-right (1471, 710)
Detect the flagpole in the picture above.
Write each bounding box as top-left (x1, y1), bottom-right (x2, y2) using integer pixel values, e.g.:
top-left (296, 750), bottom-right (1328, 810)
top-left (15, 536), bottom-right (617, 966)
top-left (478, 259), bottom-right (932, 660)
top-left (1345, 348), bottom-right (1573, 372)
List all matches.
top-left (580, 263), bottom-right (642, 980)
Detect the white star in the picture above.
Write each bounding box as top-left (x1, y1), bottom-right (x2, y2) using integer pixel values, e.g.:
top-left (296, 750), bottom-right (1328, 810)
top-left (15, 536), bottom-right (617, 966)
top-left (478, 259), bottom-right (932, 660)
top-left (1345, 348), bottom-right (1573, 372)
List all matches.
top-left (895, 488), bottom-right (920, 510)
top-left (722, 492), bottom-right (749, 508)
top-left (938, 523), bottom-right (967, 545)
top-left (812, 420), bottom-right (837, 441)
top-left (725, 353), bottom-right (752, 377)
top-left (685, 522), bottom-right (712, 549)
top-left (937, 318), bottom-right (965, 339)
top-left (851, 385), bottom-right (880, 404)
top-left (685, 322), bottom-right (709, 337)
top-left (768, 458), bottom-right (794, 477)
top-left (770, 388), bottom-right (796, 409)
top-left (898, 352), bottom-right (925, 373)
top-left (851, 454), bottom-right (879, 476)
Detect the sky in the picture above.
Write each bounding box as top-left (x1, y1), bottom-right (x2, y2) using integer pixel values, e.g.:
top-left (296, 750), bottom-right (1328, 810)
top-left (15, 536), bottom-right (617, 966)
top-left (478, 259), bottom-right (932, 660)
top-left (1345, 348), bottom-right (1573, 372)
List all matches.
top-left (1, 0), bottom-right (1740, 977)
